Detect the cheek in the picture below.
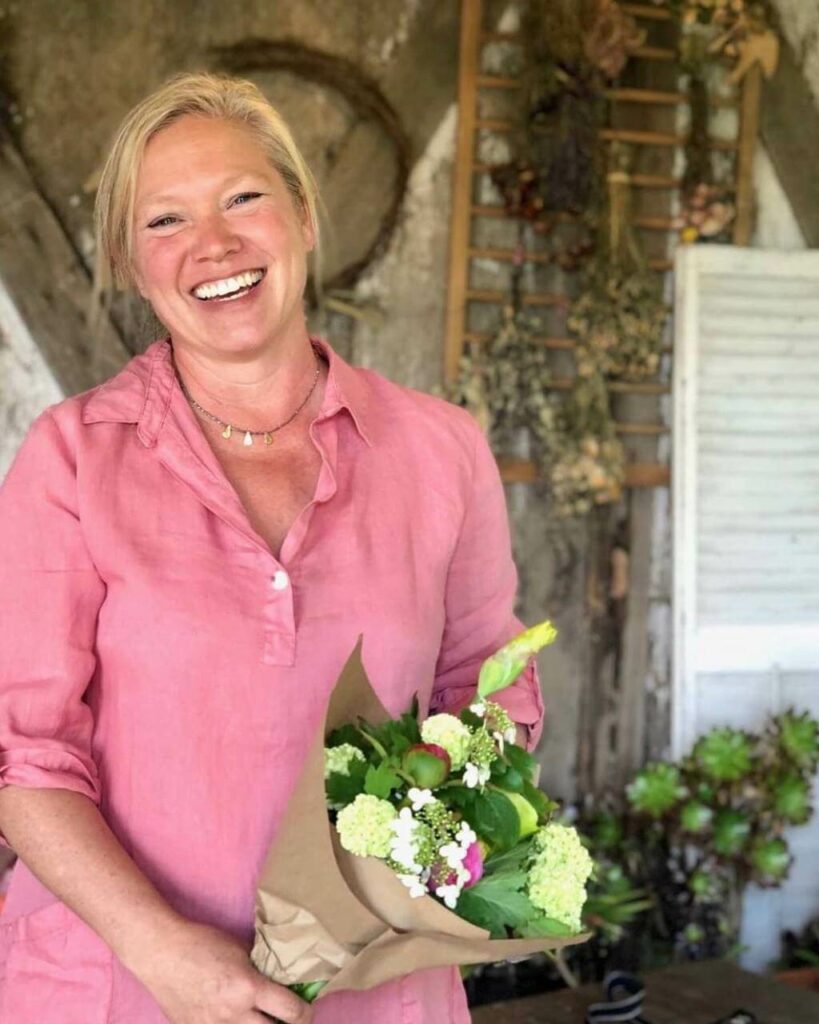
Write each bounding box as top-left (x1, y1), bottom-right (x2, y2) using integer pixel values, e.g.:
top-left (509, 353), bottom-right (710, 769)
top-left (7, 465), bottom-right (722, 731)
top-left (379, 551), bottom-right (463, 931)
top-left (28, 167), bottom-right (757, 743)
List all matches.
top-left (133, 238), bottom-right (185, 298)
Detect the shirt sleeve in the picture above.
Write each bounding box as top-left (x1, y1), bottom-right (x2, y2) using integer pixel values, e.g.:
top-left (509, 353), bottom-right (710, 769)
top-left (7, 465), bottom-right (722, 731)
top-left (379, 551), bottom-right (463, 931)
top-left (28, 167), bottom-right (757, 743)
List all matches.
top-left (430, 420), bottom-right (545, 750)
top-left (0, 408), bottom-right (105, 845)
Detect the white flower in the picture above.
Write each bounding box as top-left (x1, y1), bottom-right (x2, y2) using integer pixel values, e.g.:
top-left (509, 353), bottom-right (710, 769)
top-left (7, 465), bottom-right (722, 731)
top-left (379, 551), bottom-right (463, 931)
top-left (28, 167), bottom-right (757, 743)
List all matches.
top-left (456, 823), bottom-right (477, 847)
top-left (463, 761), bottom-right (491, 789)
top-left (398, 874), bottom-right (428, 899)
top-left (390, 836), bottom-right (422, 873)
top-left (435, 883), bottom-right (461, 909)
top-left (504, 726), bottom-right (518, 744)
top-left (408, 787), bottom-right (436, 811)
top-left (390, 806), bottom-right (418, 841)
top-left (469, 701), bottom-right (486, 717)
top-left (439, 841), bottom-right (466, 870)
top-left (492, 731), bottom-right (506, 756)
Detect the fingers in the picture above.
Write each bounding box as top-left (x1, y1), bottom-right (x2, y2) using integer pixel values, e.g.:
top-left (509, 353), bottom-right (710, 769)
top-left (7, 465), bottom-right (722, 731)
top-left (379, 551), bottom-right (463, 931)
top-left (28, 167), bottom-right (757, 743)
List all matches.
top-left (255, 983), bottom-right (313, 1024)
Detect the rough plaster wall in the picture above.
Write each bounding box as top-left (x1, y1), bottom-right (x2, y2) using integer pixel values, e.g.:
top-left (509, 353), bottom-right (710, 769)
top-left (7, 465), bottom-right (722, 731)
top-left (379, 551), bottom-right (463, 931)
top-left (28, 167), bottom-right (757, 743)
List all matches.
top-left (770, 0), bottom-right (819, 109)
top-left (0, 278), bottom-right (62, 479)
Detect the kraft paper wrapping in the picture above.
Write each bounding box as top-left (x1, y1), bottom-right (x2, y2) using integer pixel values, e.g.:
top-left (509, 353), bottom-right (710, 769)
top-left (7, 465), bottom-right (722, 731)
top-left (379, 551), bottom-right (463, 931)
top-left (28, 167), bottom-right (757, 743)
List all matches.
top-left (251, 639), bottom-right (589, 997)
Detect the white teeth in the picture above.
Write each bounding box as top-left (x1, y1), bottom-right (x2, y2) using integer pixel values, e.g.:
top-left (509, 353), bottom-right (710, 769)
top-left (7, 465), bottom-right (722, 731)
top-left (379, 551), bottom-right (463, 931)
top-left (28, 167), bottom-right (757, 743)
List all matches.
top-left (193, 269), bottom-right (264, 300)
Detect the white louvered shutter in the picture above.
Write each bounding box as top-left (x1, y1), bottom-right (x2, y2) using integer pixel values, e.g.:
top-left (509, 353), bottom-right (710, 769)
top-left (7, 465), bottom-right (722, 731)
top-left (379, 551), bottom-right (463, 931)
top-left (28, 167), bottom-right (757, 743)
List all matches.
top-left (673, 245), bottom-right (819, 970)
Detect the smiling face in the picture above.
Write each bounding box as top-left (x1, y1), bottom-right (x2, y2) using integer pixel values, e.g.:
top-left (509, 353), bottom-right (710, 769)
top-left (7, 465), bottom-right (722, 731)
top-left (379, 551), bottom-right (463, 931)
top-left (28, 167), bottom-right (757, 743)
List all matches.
top-left (131, 114), bottom-right (315, 360)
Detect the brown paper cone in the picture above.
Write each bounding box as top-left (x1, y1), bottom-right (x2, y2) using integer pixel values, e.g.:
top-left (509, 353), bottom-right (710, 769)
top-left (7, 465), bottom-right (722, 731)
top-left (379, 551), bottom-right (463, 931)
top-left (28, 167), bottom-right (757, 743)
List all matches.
top-left (251, 639), bottom-right (589, 997)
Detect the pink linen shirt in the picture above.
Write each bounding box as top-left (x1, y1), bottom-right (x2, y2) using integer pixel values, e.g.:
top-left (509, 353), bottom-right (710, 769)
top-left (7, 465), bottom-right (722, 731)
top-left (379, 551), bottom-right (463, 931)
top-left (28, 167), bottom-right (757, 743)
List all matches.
top-left (0, 337), bottom-right (544, 1024)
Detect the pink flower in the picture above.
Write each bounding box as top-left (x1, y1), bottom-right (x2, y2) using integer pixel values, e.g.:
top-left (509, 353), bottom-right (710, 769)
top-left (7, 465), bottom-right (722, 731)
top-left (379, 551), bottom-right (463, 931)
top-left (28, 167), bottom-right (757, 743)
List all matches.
top-left (462, 841), bottom-right (484, 887)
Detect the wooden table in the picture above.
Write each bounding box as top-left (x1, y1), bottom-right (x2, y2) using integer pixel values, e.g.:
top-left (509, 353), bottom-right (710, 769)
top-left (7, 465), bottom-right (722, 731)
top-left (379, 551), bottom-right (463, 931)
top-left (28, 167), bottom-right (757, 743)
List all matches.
top-left (470, 961), bottom-right (819, 1024)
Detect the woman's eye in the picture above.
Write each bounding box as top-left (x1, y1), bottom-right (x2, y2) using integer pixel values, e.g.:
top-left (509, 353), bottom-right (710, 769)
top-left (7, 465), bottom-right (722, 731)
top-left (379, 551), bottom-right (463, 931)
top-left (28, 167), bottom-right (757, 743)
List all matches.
top-left (231, 192), bottom-right (262, 207)
top-left (147, 215), bottom-right (179, 229)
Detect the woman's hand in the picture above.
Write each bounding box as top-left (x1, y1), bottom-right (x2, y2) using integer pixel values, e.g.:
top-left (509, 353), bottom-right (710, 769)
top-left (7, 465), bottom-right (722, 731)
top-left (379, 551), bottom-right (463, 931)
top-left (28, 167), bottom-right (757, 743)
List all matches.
top-left (130, 918), bottom-right (313, 1024)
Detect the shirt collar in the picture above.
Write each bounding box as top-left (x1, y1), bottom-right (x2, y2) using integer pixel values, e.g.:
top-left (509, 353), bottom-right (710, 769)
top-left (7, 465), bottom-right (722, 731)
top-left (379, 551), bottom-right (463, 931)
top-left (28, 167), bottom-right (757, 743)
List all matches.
top-left (81, 336), bottom-right (375, 448)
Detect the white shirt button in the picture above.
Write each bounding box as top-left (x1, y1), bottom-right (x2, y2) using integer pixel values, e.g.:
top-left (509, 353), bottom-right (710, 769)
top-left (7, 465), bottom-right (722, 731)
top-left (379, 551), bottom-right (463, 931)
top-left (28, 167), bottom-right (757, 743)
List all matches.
top-left (271, 570), bottom-right (289, 591)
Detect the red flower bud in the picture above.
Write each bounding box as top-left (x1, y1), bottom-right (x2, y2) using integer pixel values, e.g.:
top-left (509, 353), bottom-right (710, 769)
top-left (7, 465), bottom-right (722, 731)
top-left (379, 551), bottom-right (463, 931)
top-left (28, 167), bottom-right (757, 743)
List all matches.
top-left (403, 743), bottom-right (451, 788)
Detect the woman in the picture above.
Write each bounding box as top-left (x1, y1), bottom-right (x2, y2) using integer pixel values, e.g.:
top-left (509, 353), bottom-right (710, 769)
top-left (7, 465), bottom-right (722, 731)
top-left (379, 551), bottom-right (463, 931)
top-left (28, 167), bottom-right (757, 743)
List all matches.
top-left (0, 74), bottom-right (544, 1024)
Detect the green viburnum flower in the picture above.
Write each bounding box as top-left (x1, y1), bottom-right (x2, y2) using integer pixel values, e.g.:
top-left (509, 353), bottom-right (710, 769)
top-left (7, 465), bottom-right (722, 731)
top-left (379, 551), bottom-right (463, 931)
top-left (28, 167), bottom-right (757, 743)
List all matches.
top-left (421, 714), bottom-right (472, 770)
top-left (626, 763), bottom-right (686, 817)
top-left (324, 743), bottom-right (366, 780)
top-left (484, 701), bottom-right (515, 741)
top-left (336, 794), bottom-right (397, 858)
top-left (693, 728), bottom-right (753, 782)
top-left (527, 823), bottom-right (593, 932)
top-left (468, 728), bottom-right (498, 769)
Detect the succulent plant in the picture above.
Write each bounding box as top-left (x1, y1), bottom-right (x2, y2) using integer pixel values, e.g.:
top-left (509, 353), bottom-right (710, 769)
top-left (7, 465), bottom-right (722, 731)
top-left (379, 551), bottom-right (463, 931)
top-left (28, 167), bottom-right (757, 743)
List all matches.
top-left (689, 869), bottom-right (718, 901)
top-left (589, 810), bottom-right (624, 851)
top-left (770, 771), bottom-right (813, 825)
top-left (712, 809), bottom-right (751, 857)
top-left (773, 710), bottom-right (819, 772)
top-left (679, 801), bottom-right (713, 834)
top-left (749, 837), bottom-right (792, 887)
top-left (626, 763), bottom-right (686, 818)
top-left (693, 728), bottom-right (754, 782)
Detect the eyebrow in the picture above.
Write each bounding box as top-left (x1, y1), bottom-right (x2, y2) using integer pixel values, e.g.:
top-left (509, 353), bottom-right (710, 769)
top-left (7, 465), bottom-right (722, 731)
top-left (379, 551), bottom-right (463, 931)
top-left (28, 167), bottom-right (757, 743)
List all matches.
top-left (136, 172), bottom-right (271, 213)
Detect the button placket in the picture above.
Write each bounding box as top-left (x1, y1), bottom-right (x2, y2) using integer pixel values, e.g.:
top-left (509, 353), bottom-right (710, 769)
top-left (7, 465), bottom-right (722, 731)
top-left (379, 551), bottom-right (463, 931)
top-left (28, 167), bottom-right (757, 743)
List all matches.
top-left (263, 559), bottom-right (296, 665)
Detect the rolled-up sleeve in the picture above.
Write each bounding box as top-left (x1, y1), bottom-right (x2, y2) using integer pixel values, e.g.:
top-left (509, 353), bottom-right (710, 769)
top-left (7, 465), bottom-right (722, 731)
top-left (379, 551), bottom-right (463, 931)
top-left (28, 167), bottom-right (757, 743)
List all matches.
top-left (431, 420), bottom-right (545, 750)
top-left (0, 408), bottom-right (105, 844)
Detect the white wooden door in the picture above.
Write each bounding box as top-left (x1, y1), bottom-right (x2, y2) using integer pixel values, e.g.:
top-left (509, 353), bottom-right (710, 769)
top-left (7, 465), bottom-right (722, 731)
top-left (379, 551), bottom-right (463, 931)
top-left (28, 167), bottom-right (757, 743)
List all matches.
top-left (673, 245), bottom-right (819, 969)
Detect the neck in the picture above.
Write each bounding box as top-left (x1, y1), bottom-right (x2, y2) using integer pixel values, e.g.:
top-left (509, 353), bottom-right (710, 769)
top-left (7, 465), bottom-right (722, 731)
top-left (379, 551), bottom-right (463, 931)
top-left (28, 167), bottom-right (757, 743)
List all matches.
top-left (171, 326), bottom-right (326, 433)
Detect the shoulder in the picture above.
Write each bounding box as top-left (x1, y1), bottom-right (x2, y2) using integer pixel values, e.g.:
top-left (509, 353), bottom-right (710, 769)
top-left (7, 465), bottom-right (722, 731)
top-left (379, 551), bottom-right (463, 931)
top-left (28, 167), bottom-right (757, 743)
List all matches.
top-left (33, 343), bottom-right (157, 443)
top-left (359, 368), bottom-right (482, 470)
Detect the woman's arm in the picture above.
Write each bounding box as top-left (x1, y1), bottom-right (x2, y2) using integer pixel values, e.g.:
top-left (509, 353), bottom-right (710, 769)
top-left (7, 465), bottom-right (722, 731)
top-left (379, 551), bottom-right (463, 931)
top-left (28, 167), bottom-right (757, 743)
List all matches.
top-left (0, 786), bottom-right (311, 1024)
top-left (431, 419), bottom-right (546, 749)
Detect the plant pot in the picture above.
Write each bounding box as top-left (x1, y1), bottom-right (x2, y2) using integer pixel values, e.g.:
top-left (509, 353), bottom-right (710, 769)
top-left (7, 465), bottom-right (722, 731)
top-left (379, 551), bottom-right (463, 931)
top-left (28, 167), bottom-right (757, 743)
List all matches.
top-left (775, 967), bottom-right (819, 994)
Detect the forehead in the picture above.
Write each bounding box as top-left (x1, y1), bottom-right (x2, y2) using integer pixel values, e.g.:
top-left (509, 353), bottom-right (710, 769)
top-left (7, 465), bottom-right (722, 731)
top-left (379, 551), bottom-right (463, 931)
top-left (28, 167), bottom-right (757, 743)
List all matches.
top-left (135, 115), bottom-right (278, 205)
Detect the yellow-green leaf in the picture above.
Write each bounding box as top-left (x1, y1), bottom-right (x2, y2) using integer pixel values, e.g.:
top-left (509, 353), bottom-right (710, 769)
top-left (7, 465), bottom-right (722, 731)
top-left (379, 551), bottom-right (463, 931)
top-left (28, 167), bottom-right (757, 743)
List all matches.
top-left (478, 620), bottom-right (557, 698)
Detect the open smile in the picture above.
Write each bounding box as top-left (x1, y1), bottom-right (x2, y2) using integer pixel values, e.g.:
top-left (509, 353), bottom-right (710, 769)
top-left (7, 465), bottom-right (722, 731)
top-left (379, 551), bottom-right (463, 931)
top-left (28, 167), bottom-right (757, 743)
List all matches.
top-left (191, 268), bottom-right (266, 302)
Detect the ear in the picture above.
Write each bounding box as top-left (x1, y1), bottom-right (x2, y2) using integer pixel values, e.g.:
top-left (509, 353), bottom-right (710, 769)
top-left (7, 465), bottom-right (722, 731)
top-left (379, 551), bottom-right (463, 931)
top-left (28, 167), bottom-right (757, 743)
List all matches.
top-left (300, 209), bottom-right (316, 253)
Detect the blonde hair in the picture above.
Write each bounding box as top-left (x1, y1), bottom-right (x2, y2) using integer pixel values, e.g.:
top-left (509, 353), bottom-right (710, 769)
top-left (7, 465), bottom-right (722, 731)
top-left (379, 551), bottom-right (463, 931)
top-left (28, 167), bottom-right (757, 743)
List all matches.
top-left (94, 71), bottom-right (321, 291)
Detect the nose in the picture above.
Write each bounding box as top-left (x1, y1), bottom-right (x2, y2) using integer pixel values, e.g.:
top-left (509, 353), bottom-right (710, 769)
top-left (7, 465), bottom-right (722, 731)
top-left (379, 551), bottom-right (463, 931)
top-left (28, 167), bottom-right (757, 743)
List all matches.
top-left (191, 213), bottom-right (241, 262)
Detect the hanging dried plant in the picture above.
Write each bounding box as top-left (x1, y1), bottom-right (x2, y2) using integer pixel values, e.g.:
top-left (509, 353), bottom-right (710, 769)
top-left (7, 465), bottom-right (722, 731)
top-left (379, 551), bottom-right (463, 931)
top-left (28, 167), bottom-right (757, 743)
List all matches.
top-left (446, 306), bottom-right (560, 465)
top-left (551, 373), bottom-right (625, 518)
top-left (583, 0), bottom-right (646, 80)
top-left (570, 269), bottom-right (667, 380)
top-left (673, 182), bottom-right (736, 242)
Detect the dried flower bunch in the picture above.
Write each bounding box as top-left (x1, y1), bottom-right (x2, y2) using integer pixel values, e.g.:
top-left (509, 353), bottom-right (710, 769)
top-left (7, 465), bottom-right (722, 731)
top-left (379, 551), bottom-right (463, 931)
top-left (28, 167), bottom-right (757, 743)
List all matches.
top-left (674, 182), bottom-right (736, 242)
top-left (583, 0), bottom-right (646, 79)
top-left (446, 306), bottom-right (561, 465)
top-left (551, 433), bottom-right (625, 518)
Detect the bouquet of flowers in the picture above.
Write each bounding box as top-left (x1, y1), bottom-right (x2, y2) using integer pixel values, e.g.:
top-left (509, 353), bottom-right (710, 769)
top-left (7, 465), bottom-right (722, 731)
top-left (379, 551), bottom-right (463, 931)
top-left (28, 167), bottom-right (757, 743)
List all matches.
top-left (251, 623), bottom-right (593, 1001)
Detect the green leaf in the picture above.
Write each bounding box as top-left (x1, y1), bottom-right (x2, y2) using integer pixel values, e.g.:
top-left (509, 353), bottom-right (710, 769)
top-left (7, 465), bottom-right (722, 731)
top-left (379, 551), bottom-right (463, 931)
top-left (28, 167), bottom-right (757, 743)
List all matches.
top-left (481, 841), bottom-right (530, 877)
top-left (471, 789), bottom-right (521, 850)
top-left (364, 762), bottom-right (402, 799)
top-left (456, 872), bottom-right (535, 937)
top-left (496, 767), bottom-right (525, 793)
top-left (459, 708), bottom-right (485, 731)
top-left (517, 913), bottom-right (578, 939)
top-left (325, 761), bottom-right (368, 805)
top-left (505, 744), bottom-right (538, 780)
top-left (326, 724), bottom-right (369, 753)
top-left (477, 621), bottom-right (557, 699)
top-left (521, 780), bottom-right (557, 822)
top-left (443, 784), bottom-right (478, 814)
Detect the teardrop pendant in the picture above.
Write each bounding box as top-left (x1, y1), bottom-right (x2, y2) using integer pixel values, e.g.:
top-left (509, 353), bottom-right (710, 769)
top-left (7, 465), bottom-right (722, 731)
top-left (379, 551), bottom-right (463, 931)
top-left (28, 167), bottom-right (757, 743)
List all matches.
top-left (221, 424), bottom-right (232, 440)
top-left (263, 432), bottom-right (273, 446)
top-left (243, 431), bottom-right (253, 447)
